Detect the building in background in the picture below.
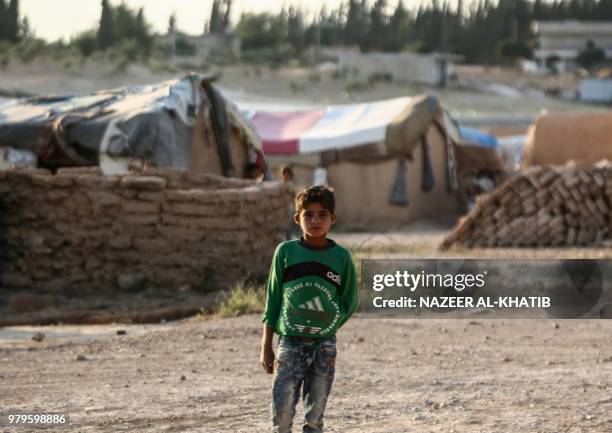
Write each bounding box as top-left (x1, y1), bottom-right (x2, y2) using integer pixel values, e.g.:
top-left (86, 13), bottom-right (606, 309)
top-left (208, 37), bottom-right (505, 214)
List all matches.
top-left (156, 32), bottom-right (241, 64)
top-left (533, 21), bottom-right (612, 73)
top-left (338, 51), bottom-right (458, 87)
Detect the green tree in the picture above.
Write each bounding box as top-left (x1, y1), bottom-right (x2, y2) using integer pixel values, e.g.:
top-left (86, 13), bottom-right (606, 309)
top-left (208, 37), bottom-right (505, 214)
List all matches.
top-left (577, 39), bottom-right (606, 69)
top-left (222, 0), bottom-right (232, 30)
top-left (344, 0), bottom-right (368, 48)
top-left (8, 0), bottom-right (19, 42)
top-left (236, 12), bottom-right (286, 50)
top-left (0, 0), bottom-right (8, 41)
top-left (97, 0), bottom-right (114, 49)
top-left (287, 7), bottom-right (304, 54)
top-left (168, 12), bottom-right (176, 34)
top-left (498, 39), bottom-right (532, 64)
top-left (386, 0), bottom-right (411, 52)
top-left (20, 15), bottom-right (31, 39)
top-left (368, 0), bottom-right (389, 51)
top-left (208, 0), bottom-right (222, 33)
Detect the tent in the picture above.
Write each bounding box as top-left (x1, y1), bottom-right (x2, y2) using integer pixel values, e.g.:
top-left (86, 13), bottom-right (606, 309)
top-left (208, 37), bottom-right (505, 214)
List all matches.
top-left (246, 95), bottom-right (466, 227)
top-left (0, 74), bottom-right (264, 177)
top-left (524, 112), bottom-right (612, 167)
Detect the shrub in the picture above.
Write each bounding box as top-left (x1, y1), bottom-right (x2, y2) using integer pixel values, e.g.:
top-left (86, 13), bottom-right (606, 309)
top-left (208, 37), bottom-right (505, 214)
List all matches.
top-left (216, 281), bottom-right (266, 317)
top-left (368, 72), bottom-right (393, 85)
top-left (344, 80), bottom-right (371, 93)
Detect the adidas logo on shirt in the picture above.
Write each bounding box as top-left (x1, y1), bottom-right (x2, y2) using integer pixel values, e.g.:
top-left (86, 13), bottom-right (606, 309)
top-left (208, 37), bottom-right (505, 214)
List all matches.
top-left (298, 296), bottom-right (325, 312)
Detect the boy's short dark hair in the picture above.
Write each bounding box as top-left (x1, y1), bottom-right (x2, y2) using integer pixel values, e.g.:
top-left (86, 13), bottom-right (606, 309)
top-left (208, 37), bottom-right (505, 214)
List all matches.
top-left (295, 185), bottom-right (335, 214)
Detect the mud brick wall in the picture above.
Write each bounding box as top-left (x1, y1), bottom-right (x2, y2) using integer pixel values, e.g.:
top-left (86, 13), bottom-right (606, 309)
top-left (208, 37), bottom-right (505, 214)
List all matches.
top-left (441, 163), bottom-right (612, 249)
top-left (0, 167), bottom-right (290, 292)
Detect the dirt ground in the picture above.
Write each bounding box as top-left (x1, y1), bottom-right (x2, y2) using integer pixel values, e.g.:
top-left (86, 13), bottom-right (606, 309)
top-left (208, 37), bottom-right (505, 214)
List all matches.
top-left (2, 224), bottom-right (612, 433)
top-left (2, 314), bottom-right (612, 433)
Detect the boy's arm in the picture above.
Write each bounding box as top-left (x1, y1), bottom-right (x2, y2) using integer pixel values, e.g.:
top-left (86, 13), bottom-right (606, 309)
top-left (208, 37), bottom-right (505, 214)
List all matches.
top-left (260, 325), bottom-right (275, 374)
top-left (338, 253), bottom-right (359, 327)
top-left (260, 245), bottom-right (284, 374)
top-left (262, 244), bottom-right (284, 329)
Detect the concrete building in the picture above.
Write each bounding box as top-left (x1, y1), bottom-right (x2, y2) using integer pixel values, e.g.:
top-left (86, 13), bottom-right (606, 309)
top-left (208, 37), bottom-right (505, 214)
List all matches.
top-left (156, 32), bottom-right (241, 63)
top-left (338, 51), bottom-right (457, 86)
top-left (533, 21), bottom-right (612, 72)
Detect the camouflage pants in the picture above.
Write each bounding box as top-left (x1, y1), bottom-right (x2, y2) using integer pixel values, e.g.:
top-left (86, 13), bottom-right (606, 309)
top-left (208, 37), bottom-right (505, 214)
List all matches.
top-left (271, 336), bottom-right (336, 433)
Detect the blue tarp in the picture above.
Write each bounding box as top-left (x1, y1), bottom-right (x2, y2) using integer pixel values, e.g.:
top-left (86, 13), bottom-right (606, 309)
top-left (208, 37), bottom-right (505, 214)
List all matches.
top-left (459, 126), bottom-right (499, 149)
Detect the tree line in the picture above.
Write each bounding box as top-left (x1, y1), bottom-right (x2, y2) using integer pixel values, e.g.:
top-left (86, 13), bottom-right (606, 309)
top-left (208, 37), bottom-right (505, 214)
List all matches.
top-left (233, 0), bottom-right (612, 64)
top-left (2, 0), bottom-right (612, 66)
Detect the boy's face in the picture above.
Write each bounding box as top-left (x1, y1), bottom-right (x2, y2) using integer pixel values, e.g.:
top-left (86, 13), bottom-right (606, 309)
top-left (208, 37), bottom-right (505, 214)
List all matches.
top-left (294, 202), bottom-right (335, 239)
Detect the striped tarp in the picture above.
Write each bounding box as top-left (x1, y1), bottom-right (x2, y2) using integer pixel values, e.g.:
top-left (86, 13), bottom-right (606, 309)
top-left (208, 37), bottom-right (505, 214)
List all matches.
top-left (245, 97), bottom-right (412, 155)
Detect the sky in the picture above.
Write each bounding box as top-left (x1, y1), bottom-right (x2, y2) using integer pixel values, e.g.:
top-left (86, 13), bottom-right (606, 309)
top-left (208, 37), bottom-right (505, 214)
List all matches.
top-left (20, 0), bottom-right (470, 42)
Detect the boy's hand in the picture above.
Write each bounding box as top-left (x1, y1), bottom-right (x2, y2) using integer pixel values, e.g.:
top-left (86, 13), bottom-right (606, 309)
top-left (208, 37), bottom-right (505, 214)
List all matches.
top-left (260, 346), bottom-right (275, 374)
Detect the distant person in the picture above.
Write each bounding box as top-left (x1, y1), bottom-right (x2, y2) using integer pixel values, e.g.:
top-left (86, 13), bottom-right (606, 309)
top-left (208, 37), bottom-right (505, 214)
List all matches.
top-left (281, 166), bottom-right (297, 240)
top-left (260, 186), bottom-right (359, 433)
top-left (245, 161), bottom-right (263, 180)
top-left (281, 165), bottom-right (295, 184)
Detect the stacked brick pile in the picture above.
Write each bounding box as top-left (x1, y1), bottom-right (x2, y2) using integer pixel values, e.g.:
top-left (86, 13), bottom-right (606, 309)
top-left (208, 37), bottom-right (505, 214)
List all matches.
top-left (440, 163), bottom-right (612, 249)
top-left (0, 167), bottom-right (290, 292)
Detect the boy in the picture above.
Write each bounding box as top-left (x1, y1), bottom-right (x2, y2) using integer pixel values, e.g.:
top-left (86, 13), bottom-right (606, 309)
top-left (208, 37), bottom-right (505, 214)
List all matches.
top-left (260, 185), bottom-right (359, 433)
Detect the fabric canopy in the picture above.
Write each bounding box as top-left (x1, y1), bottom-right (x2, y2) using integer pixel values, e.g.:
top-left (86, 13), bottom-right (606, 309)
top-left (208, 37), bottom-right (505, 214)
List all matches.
top-left (247, 97), bottom-right (413, 155)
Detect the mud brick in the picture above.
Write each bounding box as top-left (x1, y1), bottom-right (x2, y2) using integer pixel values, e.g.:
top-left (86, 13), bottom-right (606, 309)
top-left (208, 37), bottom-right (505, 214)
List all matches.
top-left (50, 175), bottom-right (75, 187)
top-left (550, 190), bottom-right (565, 206)
top-left (538, 169), bottom-right (558, 187)
top-left (510, 217), bottom-right (526, 229)
top-left (1, 272), bottom-right (32, 287)
top-left (578, 184), bottom-right (590, 197)
top-left (141, 167), bottom-right (185, 182)
top-left (165, 189), bottom-right (220, 204)
top-left (493, 208), bottom-right (506, 221)
top-left (162, 202), bottom-right (217, 216)
top-left (596, 198), bottom-right (609, 214)
top-left (72, 175), bottom-right (106, 187)
top-left (138, 191), bottom-right (164, 202)
top-left (563, 172), bottom-right (580, 187)
top-left (122, 189), bottom-right (139, 199)
top-left (564, 213), bottom-right (579, 228)
top-left (134, 237), bottom-right (170, 251)
top-left (157, 226), bottom-right (203, 242)
top-left (566, 228), bottom-right (577, 245)
top-left (123, 214), bottom-right (159, 225)
top-left (87, 191), bottom-right (121, 206)
top-left (205, 229), bottom-right (251, 244)
top-left (565, 199), bottom-right (578, 214)
top-left (121, 175), bottom-right (167, 191)
top-left (499, 192), bottom-right (515, 205)
top-left (555, 184), bottom-right (571, 199)
top-left (578, 170), bottom-right (592, 185)
top-left (108, 236), bottom-right (133, 249)
top-left (46, 190), bottom-right (71, 203)
top-left (497, 225), bottom-right (512, 239)
top-left (29, 174), bottom-right (55, 189)
top-left (518, 186), bottom-right (535, 199)
top-left (57, 166), bottom-right (102, 176)
top-left (585, 199), bottom-right (599, 216)
top-left (121, 200), bottom-right (160, 214)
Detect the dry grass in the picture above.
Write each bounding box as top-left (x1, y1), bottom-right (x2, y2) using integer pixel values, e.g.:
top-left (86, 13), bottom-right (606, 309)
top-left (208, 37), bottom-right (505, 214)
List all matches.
top-left (216, 281), bottom-right (266, 318)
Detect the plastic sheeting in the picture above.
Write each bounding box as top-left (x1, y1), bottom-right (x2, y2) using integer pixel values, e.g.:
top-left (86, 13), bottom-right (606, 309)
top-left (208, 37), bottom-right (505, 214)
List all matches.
top-left (0, 75), bottom-right (261, 171)
top-left (458, 126), bottom-right (499, 149)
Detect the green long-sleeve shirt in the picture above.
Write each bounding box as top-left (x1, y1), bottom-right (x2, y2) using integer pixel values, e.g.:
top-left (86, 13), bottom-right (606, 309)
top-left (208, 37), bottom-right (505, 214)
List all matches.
top-left (262, 238), bottom-right (359, 337)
